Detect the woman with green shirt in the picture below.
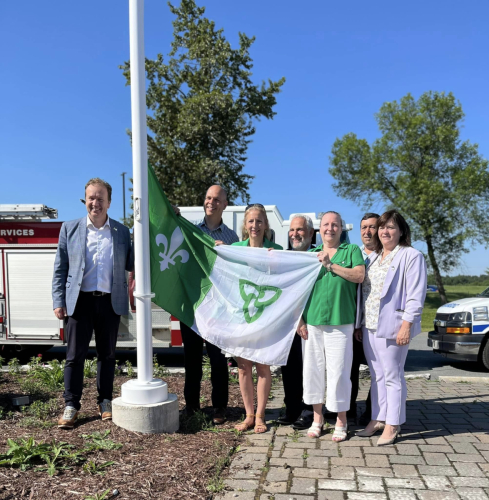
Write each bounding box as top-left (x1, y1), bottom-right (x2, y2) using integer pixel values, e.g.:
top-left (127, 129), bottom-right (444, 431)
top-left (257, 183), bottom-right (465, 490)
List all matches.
top-left (231, 204), bottom-right (282, 433)
top-left (297, 211), bottom-right (365, 441)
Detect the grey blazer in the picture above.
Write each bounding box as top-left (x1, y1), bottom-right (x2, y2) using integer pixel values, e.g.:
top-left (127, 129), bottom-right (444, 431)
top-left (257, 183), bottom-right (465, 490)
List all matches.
top-left (52, 217), bottom-right (134, 316)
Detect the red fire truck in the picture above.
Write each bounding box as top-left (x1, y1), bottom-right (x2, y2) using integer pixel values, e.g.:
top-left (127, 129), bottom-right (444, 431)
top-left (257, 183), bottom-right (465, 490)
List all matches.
top-left (0, 204), bottom-right (173, 352)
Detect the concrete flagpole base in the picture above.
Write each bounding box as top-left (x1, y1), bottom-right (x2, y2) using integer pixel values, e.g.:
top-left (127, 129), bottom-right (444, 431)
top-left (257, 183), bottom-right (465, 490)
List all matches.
top-left (112, 393), bottom-right (179, 434)
top-left (120, 378), bottom-right (169, 404)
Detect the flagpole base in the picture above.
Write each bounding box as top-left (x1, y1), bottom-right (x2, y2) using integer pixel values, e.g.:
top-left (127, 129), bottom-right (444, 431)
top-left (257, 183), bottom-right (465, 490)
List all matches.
top-left (112, 393), bottom-right (179, 434)
top-left (120, 378), bottom-right (168, 405)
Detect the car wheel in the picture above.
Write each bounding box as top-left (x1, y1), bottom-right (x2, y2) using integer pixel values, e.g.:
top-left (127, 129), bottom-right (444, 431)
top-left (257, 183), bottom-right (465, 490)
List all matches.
top-left (480, 338), bottom-right (489, 371)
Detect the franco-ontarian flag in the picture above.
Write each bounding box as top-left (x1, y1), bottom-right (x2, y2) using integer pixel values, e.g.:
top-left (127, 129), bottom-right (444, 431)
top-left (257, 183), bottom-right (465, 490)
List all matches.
top-left (148, 167), bottom-right (322, 366)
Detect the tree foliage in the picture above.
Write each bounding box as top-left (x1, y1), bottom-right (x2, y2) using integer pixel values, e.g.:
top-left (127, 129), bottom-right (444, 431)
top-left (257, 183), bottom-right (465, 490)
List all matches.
top-left (121, 0), bottom-right (285, 206)
top-left (329, 91), bottom-right (489, 304)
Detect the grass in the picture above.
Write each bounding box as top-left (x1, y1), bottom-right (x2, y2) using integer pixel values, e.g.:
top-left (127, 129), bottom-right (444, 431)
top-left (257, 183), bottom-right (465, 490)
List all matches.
top-left (206, 444), bottom-right (239, 493)
top-left (422, 285), bottom-right (486, 332)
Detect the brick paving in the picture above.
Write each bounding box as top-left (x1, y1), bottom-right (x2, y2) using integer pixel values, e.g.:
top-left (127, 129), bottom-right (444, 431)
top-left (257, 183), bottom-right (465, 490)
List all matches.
top-left (218, 379), bottom-right (489, 500)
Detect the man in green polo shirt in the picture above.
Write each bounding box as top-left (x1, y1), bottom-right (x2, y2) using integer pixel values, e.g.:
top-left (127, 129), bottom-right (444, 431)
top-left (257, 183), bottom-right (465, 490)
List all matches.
top-left (297, 211), bottom-right (365, 441)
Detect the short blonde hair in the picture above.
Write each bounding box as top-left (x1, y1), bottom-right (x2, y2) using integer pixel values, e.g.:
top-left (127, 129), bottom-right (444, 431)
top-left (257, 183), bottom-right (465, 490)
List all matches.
top-left (241, 205), bottom-right (272, 241)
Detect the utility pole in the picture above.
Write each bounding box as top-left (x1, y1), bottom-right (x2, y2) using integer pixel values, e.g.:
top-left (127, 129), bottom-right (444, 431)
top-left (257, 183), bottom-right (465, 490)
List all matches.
top-left (121, 172), bottom-right (127, 221)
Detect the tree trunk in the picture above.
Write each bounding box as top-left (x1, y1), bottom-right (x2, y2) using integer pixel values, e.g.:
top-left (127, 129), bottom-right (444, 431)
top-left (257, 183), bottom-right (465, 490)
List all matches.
top-left (425, 234), bottom-right (448, 305)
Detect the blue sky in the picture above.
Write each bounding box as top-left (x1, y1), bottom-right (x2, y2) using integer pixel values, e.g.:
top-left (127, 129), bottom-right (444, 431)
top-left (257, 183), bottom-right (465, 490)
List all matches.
top-left (1, 0), bottom-right (488, 275)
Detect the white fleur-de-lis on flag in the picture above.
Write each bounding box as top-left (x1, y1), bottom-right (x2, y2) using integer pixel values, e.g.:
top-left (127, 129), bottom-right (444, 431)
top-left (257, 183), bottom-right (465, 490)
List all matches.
top-left (156, 227), bottom-right (190, 271)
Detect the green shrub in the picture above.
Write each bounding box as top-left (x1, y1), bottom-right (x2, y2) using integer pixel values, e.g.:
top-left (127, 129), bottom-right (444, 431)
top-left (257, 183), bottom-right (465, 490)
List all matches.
top-left (8, 358), bottom-right (21, 374)
top-left (20, 379), bottom-right (54, 399)
top-left (27, 354), bottom-right (43, 370)
top-left (84, 359), bottom-right (97, 378)
top-left (202, 355), bottom-right (211, 381)
top-left (81, 430), bottom-right (122, 451)
top-left (26, 360), bottom-right (64, 391)
top-left (125, 360), bottom-right (135, 377)
top-left (27, 399), bottom-right (59, 420)
top-left (18, 399), bottom-right (58, 429)
top-left (180, 410), bottom-right (213, 433)
top-left (153, 354), bottom-right (170, 379)
top-left (0, 437), bottom-right (84, 475)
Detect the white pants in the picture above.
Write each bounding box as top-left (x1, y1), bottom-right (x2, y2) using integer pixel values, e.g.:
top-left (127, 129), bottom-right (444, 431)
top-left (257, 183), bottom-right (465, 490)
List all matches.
top-left (303, 324), bottom-right (353, 412)
top-left (362, 327), bottom-right (409, 426)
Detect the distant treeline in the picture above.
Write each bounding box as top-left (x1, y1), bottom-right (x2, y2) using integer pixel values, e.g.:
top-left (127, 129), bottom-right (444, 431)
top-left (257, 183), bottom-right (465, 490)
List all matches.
top-left (428, 274), bottom-right (489, 286)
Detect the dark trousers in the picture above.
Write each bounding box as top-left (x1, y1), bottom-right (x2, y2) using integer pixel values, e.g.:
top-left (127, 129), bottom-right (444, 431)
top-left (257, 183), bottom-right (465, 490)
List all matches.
top-left (63, 292), bottom-right (120, 411)
top-left (281, 333), bottom-right (308, 419)
top-left (180, 322), bottom-right (228, 410)
top-left (351, 335), bottom-right (372, 417)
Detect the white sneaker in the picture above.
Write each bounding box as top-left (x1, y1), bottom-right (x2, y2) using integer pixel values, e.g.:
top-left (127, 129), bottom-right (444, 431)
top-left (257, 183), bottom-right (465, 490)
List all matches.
top-left (58, 406), bottom-right (78, 429)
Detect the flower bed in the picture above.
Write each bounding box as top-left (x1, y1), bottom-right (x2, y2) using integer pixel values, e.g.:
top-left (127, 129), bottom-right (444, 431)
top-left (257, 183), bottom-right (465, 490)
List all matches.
top-left (0, 357), bottom-right (248, 499)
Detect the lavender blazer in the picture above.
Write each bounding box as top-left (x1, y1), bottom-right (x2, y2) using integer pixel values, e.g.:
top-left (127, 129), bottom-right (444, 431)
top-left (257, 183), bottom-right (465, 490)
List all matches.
top-left (355, 246), bottom-right (427, 339)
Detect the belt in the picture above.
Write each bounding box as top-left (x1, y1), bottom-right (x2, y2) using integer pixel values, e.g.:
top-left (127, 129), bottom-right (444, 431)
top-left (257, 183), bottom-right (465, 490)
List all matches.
top-left (82, 291), bottom-right (110, 297)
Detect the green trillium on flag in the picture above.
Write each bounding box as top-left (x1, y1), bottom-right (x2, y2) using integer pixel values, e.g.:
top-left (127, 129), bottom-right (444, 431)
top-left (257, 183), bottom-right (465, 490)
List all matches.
top-left (148, 165), bottom-right (322, 365)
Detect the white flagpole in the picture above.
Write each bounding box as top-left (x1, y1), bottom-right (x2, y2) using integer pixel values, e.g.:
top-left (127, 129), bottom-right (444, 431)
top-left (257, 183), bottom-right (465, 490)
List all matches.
top-left (120, 0), bottom-right (167, 405)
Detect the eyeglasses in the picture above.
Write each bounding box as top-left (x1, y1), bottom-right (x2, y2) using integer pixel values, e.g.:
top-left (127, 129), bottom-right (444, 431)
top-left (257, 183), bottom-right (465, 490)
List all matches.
top-left (245, 203), bottom-right (265, 211)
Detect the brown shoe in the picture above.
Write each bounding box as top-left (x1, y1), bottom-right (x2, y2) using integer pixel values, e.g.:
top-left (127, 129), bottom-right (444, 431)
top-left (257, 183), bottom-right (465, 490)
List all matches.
top-left (98, 399), bottom-right (112, 420)
top-left (58, 406), bottom-right (78, 429)
top-left (212, 408), bottom-right (227, 425)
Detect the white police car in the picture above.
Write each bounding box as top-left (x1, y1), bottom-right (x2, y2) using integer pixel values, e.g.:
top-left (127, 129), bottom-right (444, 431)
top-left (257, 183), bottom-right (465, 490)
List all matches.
top-left (428, 286), bottom-right (489, 369)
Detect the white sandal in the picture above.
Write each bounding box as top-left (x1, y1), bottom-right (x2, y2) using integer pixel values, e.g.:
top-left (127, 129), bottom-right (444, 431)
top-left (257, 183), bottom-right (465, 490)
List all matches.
top-left (332, 424), bottom-right (348, 442)
top-left (307, 420), bottom-right (324, 438)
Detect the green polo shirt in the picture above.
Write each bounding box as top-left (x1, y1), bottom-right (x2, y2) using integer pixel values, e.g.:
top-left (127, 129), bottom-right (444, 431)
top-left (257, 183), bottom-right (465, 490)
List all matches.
top-left (232, 238), bottom-right (283, 250)
top-left (303, 242), bottom-right (365, 326)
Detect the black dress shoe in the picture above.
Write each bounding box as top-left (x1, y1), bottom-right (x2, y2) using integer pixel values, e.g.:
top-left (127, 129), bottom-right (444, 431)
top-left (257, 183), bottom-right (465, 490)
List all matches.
top-left (292, 411), bottom-right (313, 430)
top-left (212, 407), bottom-right (227, 425)
top-left (276, 414), bottom-right (299, 426)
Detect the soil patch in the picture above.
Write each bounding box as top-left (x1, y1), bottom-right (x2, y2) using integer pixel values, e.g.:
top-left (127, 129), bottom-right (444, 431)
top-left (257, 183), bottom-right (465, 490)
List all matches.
top-left (0, 372), bottom-right (248, 499)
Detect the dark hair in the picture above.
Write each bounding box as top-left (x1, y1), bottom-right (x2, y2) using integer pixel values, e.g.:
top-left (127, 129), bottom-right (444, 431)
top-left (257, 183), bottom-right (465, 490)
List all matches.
top-left (85, 178), bottom-right (112, 202)
top-left (373, 210), bottom-right (411, 253)
top-left (361, 212), bottom-right (380, 221)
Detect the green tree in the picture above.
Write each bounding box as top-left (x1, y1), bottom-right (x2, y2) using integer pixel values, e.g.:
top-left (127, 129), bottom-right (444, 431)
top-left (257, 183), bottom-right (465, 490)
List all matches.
top-left (329, 91), bottom-right (489, 304)
top-left (121, 0), bottom-right (285, 206)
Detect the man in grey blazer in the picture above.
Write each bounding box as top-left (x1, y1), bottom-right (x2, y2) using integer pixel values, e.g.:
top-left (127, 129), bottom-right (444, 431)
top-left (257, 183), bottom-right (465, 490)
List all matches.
top-left (52, 178), bottom-right (134, 429)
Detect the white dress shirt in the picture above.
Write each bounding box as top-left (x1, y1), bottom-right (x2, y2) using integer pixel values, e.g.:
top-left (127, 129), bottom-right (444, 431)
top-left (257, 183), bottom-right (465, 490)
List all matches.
top-left (80, 215), bottom-right (114, 293)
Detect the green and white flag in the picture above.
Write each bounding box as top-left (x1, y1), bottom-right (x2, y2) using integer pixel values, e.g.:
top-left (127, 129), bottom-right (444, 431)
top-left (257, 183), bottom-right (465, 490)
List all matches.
top-left (149, 167), bottom-right (322, 365)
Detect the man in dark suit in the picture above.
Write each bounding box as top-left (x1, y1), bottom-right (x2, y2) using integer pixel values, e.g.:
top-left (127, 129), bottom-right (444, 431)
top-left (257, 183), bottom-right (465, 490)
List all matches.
top-left (52, 178), bottom-right (134, 429)
top-left (276, 214), bottom-right (316, 428)
top-left (178, 185), bottom-right (239, 425)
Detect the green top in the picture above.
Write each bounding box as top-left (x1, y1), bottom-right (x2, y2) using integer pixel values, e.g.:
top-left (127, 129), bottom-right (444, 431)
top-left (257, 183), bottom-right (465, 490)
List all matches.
top-left (232, 238), bottom-right (283, 250)
top-left (303, 242), bottom-right (365, 326)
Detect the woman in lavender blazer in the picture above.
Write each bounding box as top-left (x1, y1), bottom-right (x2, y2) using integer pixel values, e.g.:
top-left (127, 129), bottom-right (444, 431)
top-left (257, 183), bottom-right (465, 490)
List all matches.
top-left (354, 210), bottom-right (427, 446)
